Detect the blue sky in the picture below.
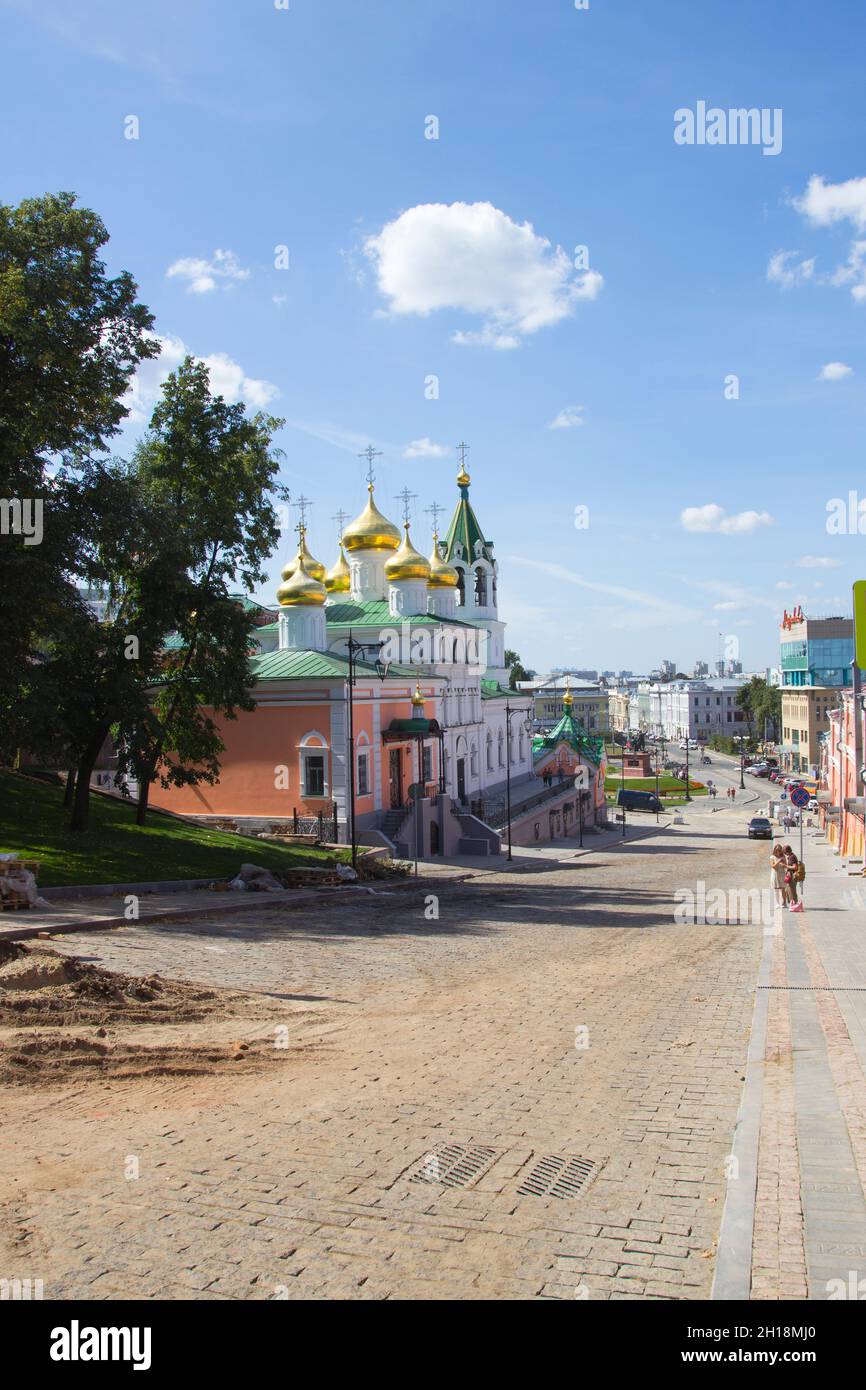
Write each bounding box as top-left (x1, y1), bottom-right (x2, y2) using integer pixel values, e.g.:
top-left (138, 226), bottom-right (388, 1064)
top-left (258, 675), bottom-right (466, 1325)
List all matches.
top-left (4, 0), bottom-right (866, 674)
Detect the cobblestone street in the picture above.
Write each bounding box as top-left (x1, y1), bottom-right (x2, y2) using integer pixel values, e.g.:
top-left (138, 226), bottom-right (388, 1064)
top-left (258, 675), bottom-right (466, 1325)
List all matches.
top-left (2, 792), bottom-right (864, 1301)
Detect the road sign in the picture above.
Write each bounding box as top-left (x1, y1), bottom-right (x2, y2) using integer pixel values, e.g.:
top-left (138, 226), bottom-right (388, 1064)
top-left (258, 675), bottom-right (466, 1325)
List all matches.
top-left (779, 792), bottom-right (787, 801)
top-left (790, 785), bottom-right (810, 809)
top-left (855, 580), bottom-right (866, 669)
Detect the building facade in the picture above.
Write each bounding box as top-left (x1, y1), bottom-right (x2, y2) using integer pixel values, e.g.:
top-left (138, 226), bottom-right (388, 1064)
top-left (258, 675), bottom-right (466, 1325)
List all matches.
top-left (779, 609), bottom-right (856, 773)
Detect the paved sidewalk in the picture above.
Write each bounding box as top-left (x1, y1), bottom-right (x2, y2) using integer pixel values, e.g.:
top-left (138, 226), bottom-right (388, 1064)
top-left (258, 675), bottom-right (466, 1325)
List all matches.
top-left (714, 824), bottom-right (866, 1300)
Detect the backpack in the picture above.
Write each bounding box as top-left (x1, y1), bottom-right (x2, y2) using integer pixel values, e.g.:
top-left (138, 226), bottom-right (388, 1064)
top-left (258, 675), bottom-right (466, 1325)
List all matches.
top-left (795, 861), bottom-right (806, 883)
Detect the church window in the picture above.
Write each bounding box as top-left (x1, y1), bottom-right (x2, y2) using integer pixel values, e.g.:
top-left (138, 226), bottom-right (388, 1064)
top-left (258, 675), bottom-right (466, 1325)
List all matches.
top-left (486, 731), bottom-right (493, 770)
top-left (302, 752), bottom-right (326, 798)
top-left (474, 567), bottom-right (487, 606)
top-left (357, 752), bottom-right (370, 796)
top-left (455, 567), bottom-right (465, 606)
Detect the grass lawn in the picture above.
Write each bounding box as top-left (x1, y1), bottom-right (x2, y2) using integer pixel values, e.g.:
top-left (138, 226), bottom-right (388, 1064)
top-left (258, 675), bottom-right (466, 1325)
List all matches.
top-left (604, 775), bottom-right (706, 794)
top-left (0, 770), bottom-right (346, 888)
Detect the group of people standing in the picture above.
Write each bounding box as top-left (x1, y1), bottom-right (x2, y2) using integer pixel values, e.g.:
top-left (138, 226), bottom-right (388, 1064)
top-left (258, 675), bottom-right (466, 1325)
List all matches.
top-left (771, 843), bottom-right (805, 911)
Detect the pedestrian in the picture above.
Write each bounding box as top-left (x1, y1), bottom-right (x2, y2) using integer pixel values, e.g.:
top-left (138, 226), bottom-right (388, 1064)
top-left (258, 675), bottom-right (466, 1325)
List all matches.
top-left (770, 845), bottom-right (787, 907)
top-left (783, 844), bottom-right (803, 910)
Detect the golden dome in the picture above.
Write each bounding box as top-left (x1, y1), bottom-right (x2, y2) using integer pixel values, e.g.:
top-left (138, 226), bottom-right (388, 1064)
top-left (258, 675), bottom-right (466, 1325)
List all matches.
top-left (385, 523), bottom-right (431, 582)
top-left (457, 464), bottom-right (471, 487)
top-left (411, 682), bottom-right (425, 709)
top-left (276, 552), bottom-right (327, 607)
top-left (324, 544), bottom-right (351, 594)
top-left (562, 684), bottom-right (574, 710)
top-left (427, 532), bottom-right (459, 588)
top-left (280, 527), bottom-right (325, 583)
top-left (342, 485), bottom-right (401, 554)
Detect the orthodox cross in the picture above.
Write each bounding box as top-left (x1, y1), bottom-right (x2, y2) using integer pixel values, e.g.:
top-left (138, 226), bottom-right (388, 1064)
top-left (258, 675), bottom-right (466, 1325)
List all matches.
top-left (332, 508), bottom-right (350, 540)
top-left (358, 444), bottom-right (383, 487)
top-left (425, 500), bottom-right (444, 535)
top-left (295, 495), bottom-right (312, 537)
top-left (456, 440), bottom-right (470, 469)
top-left (396, 486), bottom-right (417, 526)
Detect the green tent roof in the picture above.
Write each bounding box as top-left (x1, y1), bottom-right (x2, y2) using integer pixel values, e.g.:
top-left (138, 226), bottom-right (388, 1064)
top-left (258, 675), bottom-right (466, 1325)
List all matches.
top-left (532, 709), bottom-right (604, 766)
top-left (442, 479), bottom-right (494, 567)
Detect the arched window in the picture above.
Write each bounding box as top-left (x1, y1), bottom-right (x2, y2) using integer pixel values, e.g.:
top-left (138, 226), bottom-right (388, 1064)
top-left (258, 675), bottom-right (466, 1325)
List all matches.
top-left (474, 566), bottom-right (487, 607)
top-left (455, 567), bottom-right (465, 607)
top-left (518, 727), bottom-right (525, 761)
top-left (299, 731), bottom-right (329, 798)
top-left (486, 730), bottom-right (493, 770)
top-left (497, 729), bottom-right (504, 767)
top-left (470, 743), bottom-right (478, 776)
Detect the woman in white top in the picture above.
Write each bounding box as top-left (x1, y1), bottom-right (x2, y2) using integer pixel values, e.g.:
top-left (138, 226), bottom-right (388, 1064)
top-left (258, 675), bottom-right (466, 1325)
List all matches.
top-left (770, 844), bottom-right (787, 906)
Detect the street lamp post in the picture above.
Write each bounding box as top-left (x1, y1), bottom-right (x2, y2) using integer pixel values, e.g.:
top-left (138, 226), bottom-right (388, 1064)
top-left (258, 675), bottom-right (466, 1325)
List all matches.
top-left (345, 631), bottom-right (390, 873)
top-left (505, 701), bottom-right (533, 861)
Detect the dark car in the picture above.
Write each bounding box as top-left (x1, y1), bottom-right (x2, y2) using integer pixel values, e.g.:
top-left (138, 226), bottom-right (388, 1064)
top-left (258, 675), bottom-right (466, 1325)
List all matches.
top-left (617, 788), bottom-right (663, 814)
top-left (748, 817), bottom-right (773, 840)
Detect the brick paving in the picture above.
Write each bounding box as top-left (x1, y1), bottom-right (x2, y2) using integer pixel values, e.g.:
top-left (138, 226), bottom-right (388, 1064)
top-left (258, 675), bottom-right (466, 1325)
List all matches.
top-left (3, 793), bottom-right (864, 1301)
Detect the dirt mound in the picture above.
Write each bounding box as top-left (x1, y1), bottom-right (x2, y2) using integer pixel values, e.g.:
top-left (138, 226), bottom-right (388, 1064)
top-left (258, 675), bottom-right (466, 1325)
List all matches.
top-left (0, 1030), bottom-right (309, 1087)
top-left (0, 943), bottom-right (282, 1026)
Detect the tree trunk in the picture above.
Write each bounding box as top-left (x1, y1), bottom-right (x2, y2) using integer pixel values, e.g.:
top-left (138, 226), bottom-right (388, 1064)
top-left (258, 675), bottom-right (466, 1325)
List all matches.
top-left (69, 730), bottom-right (110, 832)
top-left (63, 768), bottom-right (76, 807)
top-left (136, 770), bottom-right (153, 826)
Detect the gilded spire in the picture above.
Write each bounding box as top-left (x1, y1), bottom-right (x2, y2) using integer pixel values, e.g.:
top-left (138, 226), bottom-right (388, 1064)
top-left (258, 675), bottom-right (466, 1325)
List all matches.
top-left (324, 543), bottom-right (351, 594)
top-left (276, 548), bottom-right (327, 607)
top-left (280, 525), bottom-right (325, 583)
top-left (385, 521), bottom-right (431, 582)
top-left (342, 484), bottom-right (402, 554)
top-left (427, 529), bottom-right (459, 589)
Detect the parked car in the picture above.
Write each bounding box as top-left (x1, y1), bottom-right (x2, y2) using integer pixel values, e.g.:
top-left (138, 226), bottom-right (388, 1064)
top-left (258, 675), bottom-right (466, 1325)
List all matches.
top-left (617, 788), bottom-right (663, 814)
top-left (809, 797), bottom-right (819, 812)
top-left (747, 817), bottom-right (773, 840)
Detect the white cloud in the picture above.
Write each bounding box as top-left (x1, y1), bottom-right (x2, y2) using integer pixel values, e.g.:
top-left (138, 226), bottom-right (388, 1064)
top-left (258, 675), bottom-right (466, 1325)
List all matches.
top-left (789, 177), bottom-right (866, 301)
top-left (826, 240), bottom-right (866, 302)
top-left (363, 201), bottom-right (603, 347)
top-left (794, 174), bottom-right (866, 231)
top-left (767, 250), bottom-right (815, 289)
top-left (402, 438), bottom-right (450, 459)
top-left (549, 406), bottom-right (585, 429)
top-left (124, 334), bottom-right (278, 424)
top-left (680, 504), bottom-right (774, 535)
top-left (713, 600), bottom-right (746, 612)
top-left (166, 249), bottom-right (251, 294)
top-left (797, 555), bottom-right (841, 569)
top-left (818, 361), bottom-right (853, 380)
top-left (775, 580), bottom-right (795, 590)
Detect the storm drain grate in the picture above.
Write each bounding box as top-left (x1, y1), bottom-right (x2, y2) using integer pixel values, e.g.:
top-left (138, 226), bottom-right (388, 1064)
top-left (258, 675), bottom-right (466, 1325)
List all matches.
top-left (408, 1143), bottom-right (500, 1188)
top-left (517, 1154), bottom-right (600, 1200)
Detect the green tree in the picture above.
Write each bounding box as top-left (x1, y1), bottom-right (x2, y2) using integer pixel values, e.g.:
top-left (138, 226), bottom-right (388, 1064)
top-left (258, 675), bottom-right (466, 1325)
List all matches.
top-left (0, 191), bottom-right (157, 749)
top-left (122, 357), bottom-right (287, 825)
top-left (504, 648), bottom-right (530, 689)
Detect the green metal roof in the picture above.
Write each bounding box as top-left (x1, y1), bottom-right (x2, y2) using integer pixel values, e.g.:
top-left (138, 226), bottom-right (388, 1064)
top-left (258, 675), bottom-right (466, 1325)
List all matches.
top-left (442, 480), bottom-right (494, 567)
top-left (324, 599), bottom-right (476, 630)
top-left (248, 649), bottom-right (433, 683)
top-left (532, 710), bottom-right (604, 767)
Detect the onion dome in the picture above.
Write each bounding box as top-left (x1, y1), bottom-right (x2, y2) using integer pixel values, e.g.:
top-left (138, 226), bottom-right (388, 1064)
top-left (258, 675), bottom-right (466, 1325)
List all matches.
top-left (276, 552), bottom-right (327, 607)
top-left (385, 522), bottom-right (431, 583)
top-left (411, 683), bottom-right (425, 710)
top-left (324, 544), bottom-right (351, 594)
top-left (427, 531), bottom-right (459, 589)
top-left (457, 461), bottom-right (471, 487)
top-left (342, 485), bottom-right (402, 554)
top-left (562, 683), bottom-right (574, 710)
top-left (280, 527), bottom-right (325, 583)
